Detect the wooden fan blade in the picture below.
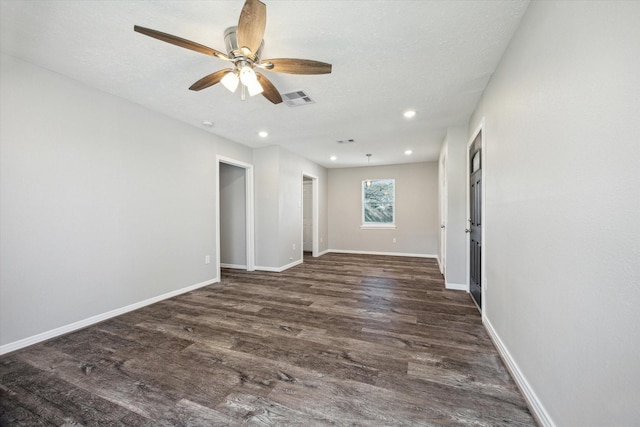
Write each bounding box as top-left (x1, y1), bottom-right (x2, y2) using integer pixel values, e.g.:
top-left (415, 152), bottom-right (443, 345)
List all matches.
top-left (134, 25), bottom-right (228, 59)
top-left (262, 58), bottom-right (332, 75)
top-left (237, 0), bottom-right (266, 58)
top-left (256, 72), bottom-right (283, 104)
top-left (189, 69), bottom-right (234, 91)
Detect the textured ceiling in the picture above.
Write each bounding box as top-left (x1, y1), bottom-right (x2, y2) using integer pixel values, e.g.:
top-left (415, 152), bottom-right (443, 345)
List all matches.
top-left (0, 0), bottom-right (529, 168)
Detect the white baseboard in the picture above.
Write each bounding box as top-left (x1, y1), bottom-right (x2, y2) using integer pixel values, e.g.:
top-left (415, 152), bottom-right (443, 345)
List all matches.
top-left (0, 277), bottom-right (219, 356)
top-left (317, 249), bottom-right (330, 257)
top-left (328, 249), bottom-right (438, 259)
top-left (484, 317), bottom-right (555, 427)
top-left (445, 282), bottom-right (467, 291)
top-left (254, 265), bottom-right (281, 272)
top-left (255, 258), bottom-right (303, 273)
top-left (220, 263), bottom-right (247, 269)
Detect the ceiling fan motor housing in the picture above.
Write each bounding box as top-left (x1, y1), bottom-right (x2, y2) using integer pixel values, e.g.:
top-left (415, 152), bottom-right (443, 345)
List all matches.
top-left (224, 26), bottom-right (264, 61)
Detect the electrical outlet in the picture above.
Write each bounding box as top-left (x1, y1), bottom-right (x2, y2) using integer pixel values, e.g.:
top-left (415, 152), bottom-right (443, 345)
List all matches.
top-left (292, 243), bottom-right (296, 250)
top-left (205, 255), bottom-right (210, 264)
top-left (392, 238), bottom-right (397, 243)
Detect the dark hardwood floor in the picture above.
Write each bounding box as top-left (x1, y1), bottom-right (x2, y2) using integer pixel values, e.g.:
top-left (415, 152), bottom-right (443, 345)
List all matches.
top-left (0, 253), bottom-right (536, 426)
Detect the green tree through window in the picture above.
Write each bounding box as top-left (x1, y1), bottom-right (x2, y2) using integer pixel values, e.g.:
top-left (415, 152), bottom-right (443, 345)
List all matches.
top-left (362, 179), bottom-right (395, 225)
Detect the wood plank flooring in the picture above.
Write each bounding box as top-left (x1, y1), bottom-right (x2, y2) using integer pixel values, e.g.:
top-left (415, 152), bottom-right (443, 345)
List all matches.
top-left (0, 253), bottom-right (537, 426)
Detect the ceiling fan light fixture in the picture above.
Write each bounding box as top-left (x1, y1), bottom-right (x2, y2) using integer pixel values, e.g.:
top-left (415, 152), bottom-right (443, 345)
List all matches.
top-left (239, 65), bottom-right (257, 85)
top-left (238, 64), bottom-right (263, 96)
top-left (246, 78), bottom-right (264, 96)
top-left (221, 71), bottom-right (240, 93)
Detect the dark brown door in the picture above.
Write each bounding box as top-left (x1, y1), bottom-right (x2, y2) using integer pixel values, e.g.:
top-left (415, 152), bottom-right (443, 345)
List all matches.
top-left (469, 132), bottom-right (482, 309)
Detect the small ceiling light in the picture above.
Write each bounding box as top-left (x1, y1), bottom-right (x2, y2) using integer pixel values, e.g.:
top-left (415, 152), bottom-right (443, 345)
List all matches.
top-left (202, 120), bottom-right (214, 127)
top-left (405, 150), bottom-right (413, 155)
top-left (403, 110), bottom-right (416, 118)
top-left (221, 71), bottom-right (239, 93)
top-left (330, 156), bottom-right (337, 161)
top-left (365, 154), bottom-right (372, 187)
top-left (258, 131), bottom-right (269, 138)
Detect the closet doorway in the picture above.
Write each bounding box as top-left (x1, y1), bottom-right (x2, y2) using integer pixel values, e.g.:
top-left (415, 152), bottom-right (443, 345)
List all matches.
top-left (217, 156), bottom-right (254, 278)
top-left (301, 173), bottom-right (319, 258)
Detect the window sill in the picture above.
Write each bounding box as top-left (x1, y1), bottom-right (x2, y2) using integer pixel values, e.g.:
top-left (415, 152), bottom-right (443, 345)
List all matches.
top-left (360, 224), bottom-right (397, 230)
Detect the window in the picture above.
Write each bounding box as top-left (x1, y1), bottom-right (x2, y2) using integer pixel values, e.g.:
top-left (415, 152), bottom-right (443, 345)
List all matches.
top-left (362, 179), bottom-right (395, 228)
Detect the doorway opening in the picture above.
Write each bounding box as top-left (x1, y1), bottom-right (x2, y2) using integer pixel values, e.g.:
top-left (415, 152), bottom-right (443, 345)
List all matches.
top-left (301, 173), bottom-right (319, 259)
top-left (217, 156), bottom-right (254, 279)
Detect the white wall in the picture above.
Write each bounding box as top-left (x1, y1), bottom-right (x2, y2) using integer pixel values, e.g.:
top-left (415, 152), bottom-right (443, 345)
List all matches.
top-left (253, 146), bottom-right (281, 269)
top-left (0, 53), bottom-right (253, 350)
top-left (253, 146), bottom-right (328, 270)
top-left (469, 2), bottom-right (640, 425)
top-left (328, 162), bottom-right (439, 256)
top-left (278, 148), bottom-right (304, 266)
top-left (219, 162), bottom-right (246, 267)
top-left (439, 126), bottom-right (468, 288)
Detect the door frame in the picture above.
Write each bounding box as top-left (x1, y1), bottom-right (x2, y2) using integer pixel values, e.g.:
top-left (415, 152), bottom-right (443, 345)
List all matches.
top-left (439, 151), bottom-right (447, 276)
top-left (216, 155), bottom-right (255, 279)
top-left (466, 119), bottom-right (486, 317)
top-left (301, 172), bottom-right (319, 258)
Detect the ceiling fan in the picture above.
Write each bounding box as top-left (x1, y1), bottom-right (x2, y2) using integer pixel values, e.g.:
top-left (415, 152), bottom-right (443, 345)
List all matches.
top-left (134, 0), bottom-right (332, 104)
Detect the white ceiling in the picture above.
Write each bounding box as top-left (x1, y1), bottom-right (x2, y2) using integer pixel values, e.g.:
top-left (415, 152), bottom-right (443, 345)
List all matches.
top-left (0, 0), bottom-right (529, 168)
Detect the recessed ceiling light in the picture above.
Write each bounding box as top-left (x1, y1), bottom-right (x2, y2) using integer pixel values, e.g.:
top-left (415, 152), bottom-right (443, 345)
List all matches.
top-left (405, 150), bottom-right (413, 155)
top-left (403, 110), bottom-right (416, 118)
top-left (202, 120), bottom-right (214, 127)
top-left (258, 131), bottom-right (269, 138)
top-left (330, 156), bottom-right (337, 161)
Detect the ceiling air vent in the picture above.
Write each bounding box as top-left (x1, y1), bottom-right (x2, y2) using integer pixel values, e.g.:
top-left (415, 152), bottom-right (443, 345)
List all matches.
top-left (282, 90), bottom-right (315, 107)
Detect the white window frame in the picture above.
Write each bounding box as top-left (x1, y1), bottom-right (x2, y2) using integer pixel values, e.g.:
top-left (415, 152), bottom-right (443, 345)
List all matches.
top-left (361, 178), bottom-right (396, 229)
